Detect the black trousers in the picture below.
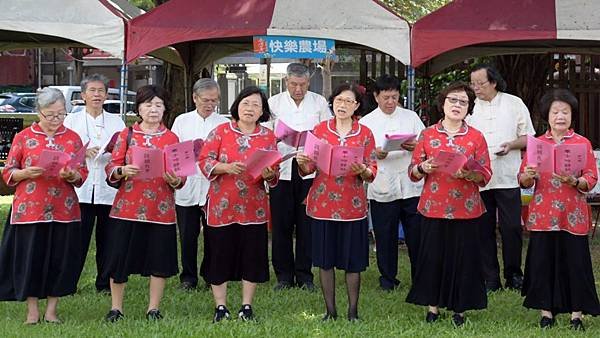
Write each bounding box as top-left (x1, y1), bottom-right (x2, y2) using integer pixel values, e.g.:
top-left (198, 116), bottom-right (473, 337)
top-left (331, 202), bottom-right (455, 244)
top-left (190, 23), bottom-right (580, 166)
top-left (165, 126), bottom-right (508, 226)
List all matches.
top-left (479, 188), bottom-right (523, 285)
top-left (78, 202), bottom-right (111, 290)
top-left (370, 197), bottom-right (422, 289)
top-left (175, 205), bottom-right (206, 286)
top-left (269, 160), bottom-right (313, 284)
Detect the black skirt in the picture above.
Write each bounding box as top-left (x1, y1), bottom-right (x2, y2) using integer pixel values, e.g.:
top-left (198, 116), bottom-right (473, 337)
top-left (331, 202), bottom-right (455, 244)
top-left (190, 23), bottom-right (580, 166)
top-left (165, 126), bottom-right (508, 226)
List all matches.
top-left (311, 218), bottom-right (369, 273)
top-left (0, 211), bottom-right (82, 301)
top-left (105, 217), bottom-right (178, 283)
top-left (406, 217), bottom-right (487, 313)
top-left (200, 223), bottom-right (269, 285)
top-left (522, 231), bottom-right (600, 315)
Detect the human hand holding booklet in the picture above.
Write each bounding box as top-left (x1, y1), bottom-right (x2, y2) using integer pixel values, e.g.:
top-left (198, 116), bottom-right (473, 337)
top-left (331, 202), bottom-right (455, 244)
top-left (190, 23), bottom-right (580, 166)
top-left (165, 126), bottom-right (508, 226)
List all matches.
top-left (432, 150), bottom-right (486, 176)
top-left (303, 132), bottom-right (364, 176)
top-left (381, 133), bottom-right (417, 152)
top-left (130, 140), bottom-right (197, 179)
top-left (243, 149), bottom-right (297, 180)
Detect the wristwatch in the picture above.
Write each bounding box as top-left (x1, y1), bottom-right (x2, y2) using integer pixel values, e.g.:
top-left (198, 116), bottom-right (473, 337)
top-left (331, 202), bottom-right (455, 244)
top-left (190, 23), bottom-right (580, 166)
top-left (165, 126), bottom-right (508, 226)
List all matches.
top-left (116, 167), bottom-right (123, 176)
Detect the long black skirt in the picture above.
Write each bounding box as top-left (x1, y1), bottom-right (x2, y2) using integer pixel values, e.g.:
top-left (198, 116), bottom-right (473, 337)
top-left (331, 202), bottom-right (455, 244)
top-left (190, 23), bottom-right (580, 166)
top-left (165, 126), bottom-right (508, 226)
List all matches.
top-left (522, 231), bottom-right (600, 315)
top-left (201, 223), bottom-right (269, 285)
top-left (105, 218), bottom-right (178, 283)
top-left (0, 211), bottom-right (82, 301)
top-left (311, 218), bottom-right (369, 273)
top-left (406, 217), bottom-right (487, 313)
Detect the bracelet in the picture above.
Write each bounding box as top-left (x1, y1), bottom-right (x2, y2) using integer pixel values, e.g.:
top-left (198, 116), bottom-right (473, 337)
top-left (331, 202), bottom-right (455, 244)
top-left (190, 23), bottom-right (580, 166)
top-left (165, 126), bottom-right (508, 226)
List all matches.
top-left (416, 164), bottom-right (426, 175)
top-left (572, 177), bottom-right (580, 188)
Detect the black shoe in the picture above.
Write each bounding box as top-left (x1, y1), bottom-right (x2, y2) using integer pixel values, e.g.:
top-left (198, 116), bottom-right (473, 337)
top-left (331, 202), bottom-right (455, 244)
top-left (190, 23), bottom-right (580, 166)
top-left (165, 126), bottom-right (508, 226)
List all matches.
top-left (238, 304), bottom-right (254, 321)
top-left (452, 313), bottom-right (465, 327)
top-left (273, 281), bottom-right (294, 291)
top-left (297, 281), bottom-right (316, 292)
top-left (96, 287), bottom-right (111, 294)
top-left (146, 309), bottom-right (163, 321)
top-left (485, 280), bottom-right (502, 293)
top-left (213, 305), bottom-right (231, 323)
top-left (180, 281), bottom-right (197, 291)
top-left (570, 318), bottom-right (585, 331)
top-left (539, 316), bottom-right (555, 328)
top-left (105, 309), bottom-right (124, 323)
top-left (425, 311), bottom-right (439, 323)
top-left (322, 313), bottom-right (337, 321)
top-left (348, 315), bottom-right (359, 322)
top-left (505, 275), bottom-right (523, 291)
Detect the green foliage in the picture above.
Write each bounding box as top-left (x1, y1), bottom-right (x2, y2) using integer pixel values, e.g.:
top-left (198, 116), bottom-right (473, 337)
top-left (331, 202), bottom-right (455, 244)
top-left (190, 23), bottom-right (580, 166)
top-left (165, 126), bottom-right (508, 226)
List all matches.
top-left (1, 200), bottom-right (599, 337)
top-left (128, 0), bottom-right (157, 11)
top-left (380, 0), bottom-right (450, 23)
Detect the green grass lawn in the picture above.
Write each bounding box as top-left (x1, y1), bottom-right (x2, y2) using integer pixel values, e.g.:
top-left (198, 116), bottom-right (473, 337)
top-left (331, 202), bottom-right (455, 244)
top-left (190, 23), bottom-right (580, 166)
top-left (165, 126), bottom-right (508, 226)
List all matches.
top-left (0, 198), bottom-right (599, 337)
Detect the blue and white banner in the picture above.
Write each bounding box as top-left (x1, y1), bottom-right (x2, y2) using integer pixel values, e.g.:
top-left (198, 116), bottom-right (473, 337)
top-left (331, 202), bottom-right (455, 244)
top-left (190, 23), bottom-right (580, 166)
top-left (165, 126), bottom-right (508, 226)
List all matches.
top-left (253, 35), bottom-right (335, 59)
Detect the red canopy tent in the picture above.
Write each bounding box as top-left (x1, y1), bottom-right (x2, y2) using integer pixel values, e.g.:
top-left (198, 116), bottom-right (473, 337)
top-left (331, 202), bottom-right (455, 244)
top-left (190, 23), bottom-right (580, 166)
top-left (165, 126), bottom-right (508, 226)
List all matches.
top-left (411, 0), bottom-right (600, 75)
top-left (125, 0), bottom-right (412, 66)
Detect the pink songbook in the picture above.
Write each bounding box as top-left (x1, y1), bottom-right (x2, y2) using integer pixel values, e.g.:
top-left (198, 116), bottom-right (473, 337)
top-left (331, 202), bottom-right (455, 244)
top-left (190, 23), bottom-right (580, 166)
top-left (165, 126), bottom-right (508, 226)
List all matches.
top-left (38, 149), bottom-right (70, 177)
top-left (434, 150), bottom-right (467, 175)
top-left (275, 120), bottom-right (308, 148)
top-left (131, 146), bottom-right (164, 179)
top-left (526, 135), bottom-right (587, 175)
top-left (464, 157), bottom-right (487, 175)
top-left (382, 133), bottom-right (417, 152)
top-left (244, 149), bottom-right (283, 180)
top-left (304, 132), bottom-right (364, 176)
top-left (66, 141), bottom-right (89, 168)
top-left (164, 140), bottom-right (198, 177)
top-left (193, 138), bottom-right (204, 158)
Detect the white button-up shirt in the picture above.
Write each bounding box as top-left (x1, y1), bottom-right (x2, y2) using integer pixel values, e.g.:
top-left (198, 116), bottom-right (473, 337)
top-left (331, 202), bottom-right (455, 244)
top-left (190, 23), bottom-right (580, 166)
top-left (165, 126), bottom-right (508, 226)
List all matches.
top-left (359, 107), bottom-right (425, 202)
top-left (63, 110), bottom-right (126, 205)
top-left (267, 90), bottom-right (330, 181)
top-left (467, 92), bottom-right (535, 190)
top-left (171, 110), bottom-right (229, 207)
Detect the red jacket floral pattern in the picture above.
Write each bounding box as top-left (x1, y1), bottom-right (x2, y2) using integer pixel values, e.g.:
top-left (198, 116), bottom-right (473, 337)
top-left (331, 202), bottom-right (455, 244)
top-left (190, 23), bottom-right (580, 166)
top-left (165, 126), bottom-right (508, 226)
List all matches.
top-left (3, 123), bottom-right (88, 224)
top-left (105, 122), bottom-right (184, 224)
top-left (199, 121), bottom-right (279, 227)
top-left (519, 130), bottom-right (597, 235)
top-left (409, 121), bottom-right (492, 219)
top-left (305, 119), bottom-right (377, 221)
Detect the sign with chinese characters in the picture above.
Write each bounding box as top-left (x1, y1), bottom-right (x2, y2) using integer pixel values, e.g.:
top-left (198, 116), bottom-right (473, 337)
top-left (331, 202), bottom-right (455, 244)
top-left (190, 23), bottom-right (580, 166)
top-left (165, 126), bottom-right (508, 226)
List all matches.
top-left (253, 36), bottom-right (335, 59)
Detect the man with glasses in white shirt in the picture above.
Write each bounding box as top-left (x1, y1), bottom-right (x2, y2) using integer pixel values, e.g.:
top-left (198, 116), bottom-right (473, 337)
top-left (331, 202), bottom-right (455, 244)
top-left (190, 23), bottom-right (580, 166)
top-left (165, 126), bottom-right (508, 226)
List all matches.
top-left (63, 74), bottom-right (125, 293)
top-left (359, 75), bottom-right (425, 290)
top-left (267, 63), bottom-right (330, 291)
top-left (467, 64), bottom-right (535, 292)
top-left (171, 78), bottom-right (229, 291)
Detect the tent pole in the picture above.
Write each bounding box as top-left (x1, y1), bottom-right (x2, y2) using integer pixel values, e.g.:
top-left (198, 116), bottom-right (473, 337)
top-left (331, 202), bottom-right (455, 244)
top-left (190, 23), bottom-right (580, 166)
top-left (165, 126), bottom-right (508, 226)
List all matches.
top-left (184, 64), bottom-right (189, 112)
top-left (119, 57), bottom-right (128, 121)
top-left (407, 66), bottom-right (415, 111)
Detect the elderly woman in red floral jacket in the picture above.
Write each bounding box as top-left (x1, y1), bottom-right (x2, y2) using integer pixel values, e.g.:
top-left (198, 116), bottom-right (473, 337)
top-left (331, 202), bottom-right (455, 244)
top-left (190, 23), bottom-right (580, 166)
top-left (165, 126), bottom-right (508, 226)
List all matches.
top-left (405, 82), bottom-right (492, 327)
top-left (519, 89), bottom-right (600, 331)
top-left (0, 88), bottom-right (87, 324)
top-left (199, 86), bottom-right (278, 323)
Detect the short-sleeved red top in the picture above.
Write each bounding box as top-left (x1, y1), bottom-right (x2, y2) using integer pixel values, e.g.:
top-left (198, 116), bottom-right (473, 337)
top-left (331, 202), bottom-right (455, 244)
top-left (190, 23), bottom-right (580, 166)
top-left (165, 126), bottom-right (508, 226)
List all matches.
top-left (519, 130), bottom-right (597, 235)
top-left (3, 123), bottom-right (88, 224)
top-left (409, 121), bottom-right (492, 219)
top-left (105, 122), bottom-right (184, 224)
top-left (305, 118), bottom-right (378, 221)
top-left (199, 121), bottom-right (279, 227)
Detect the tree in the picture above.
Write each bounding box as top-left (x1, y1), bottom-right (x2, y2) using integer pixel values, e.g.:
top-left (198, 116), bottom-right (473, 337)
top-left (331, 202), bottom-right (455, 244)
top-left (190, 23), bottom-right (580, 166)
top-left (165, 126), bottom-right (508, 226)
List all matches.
top-left (381, 0), bottom-right (450, 23)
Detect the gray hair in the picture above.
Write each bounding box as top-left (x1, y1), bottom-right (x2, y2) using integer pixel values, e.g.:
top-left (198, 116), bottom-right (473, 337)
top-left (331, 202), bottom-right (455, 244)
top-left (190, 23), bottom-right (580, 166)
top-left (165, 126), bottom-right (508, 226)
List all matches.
top-left (36, 88), bottom-right (66, 112)
top-left (80, 73), bottom-right (109, 92)
top-left (193, 78), bottom-right (220, 95)
top-left (286, 63), bottom-right (310, 78)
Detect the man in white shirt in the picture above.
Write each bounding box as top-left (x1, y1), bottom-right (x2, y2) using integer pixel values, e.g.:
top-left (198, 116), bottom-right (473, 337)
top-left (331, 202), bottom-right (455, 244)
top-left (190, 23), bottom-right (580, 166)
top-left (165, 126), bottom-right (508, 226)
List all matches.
top-left (268, 63), bottom-right (330, 291)
top-left (468, 65), bottom-right (535, 292)
top-left (171, 78), bottom-right (229, 290)
top-left (63, 74), bottom-right (125, 293)
top-left (359, 75), bottom-right (425, 290)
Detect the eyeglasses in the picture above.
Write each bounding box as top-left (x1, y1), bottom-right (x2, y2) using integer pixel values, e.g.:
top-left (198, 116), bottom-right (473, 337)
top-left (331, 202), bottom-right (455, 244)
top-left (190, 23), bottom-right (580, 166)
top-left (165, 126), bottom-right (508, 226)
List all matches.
top-left (334, 97), bottom-right (357, 105)
top-left (469, 81), bottom-right (489, 88)
top-left (85, 88), bottom-right (106, 94)
top-left (39, 111), bottom-right (67, 121)
top-left (198, 98), bottom-right (219, 105)
top-left (445, 97), bottom-right (469, 107)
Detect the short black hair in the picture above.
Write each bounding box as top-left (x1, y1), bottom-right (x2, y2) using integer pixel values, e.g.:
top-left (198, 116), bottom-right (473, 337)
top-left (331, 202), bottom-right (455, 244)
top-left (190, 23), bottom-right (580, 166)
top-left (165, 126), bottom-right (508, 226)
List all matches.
top-left (436, 82), bottom-right (476, 116)
top-left (539, 88), bottom-right (578, 124)
top-left (328, 83), bottom-right (364, 117)
top-left (135, 85), bottom-right (170, 120)
top-left (373, 74), bottom-right (401, 94)
top-left (471, 64), bottom-right (507, 92)
top-left (229, 86), bottom-right (271, 123)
